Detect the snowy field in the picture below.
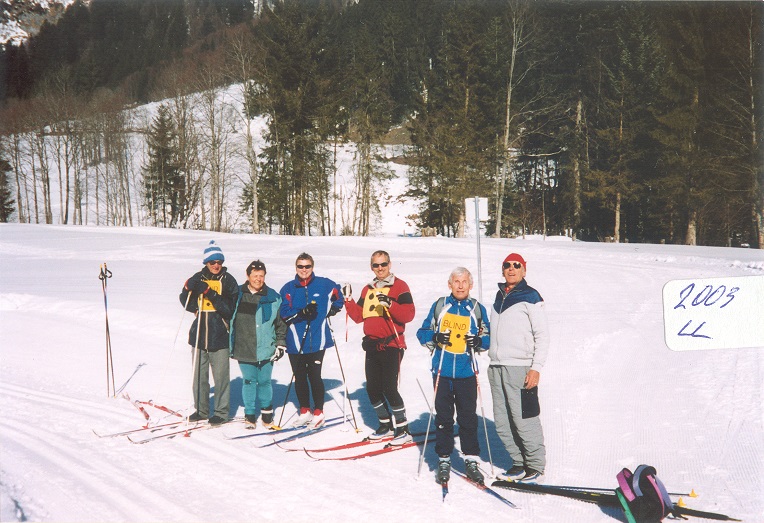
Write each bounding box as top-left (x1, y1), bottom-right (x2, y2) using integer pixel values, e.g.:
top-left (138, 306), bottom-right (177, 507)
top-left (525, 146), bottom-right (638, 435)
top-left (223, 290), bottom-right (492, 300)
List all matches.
top-left (1, 223), bottom-right (762, 522)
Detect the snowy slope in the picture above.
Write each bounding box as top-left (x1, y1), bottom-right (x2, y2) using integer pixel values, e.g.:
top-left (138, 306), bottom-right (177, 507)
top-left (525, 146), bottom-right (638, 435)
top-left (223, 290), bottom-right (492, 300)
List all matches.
top-left (0, 224), bottom-right (762, 522)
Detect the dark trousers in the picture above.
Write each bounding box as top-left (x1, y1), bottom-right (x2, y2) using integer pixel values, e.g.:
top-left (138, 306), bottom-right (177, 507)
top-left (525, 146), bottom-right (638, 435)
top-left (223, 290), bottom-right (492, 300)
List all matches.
top-left (289, 351), bottom-right (326, 411)
top-left (434, 375), bottom-right (480, 458)
top-left (365, 347), bottom-right (405, 420)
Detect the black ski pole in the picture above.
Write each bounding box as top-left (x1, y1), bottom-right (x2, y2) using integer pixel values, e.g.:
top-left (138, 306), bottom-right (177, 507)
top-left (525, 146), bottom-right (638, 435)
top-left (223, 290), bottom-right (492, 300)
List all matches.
top-left (99, 263), bottom-right (115, 397)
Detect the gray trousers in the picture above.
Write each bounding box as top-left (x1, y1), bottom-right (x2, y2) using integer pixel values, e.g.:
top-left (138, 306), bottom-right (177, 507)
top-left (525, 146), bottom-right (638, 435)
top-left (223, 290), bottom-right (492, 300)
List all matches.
top-left (191, 348), bottom-right (230, 419)
top-left (488, 365), bottom-right (546, 472)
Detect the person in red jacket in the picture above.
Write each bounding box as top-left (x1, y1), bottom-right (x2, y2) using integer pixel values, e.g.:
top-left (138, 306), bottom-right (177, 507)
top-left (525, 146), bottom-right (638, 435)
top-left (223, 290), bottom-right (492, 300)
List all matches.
top-left (345, 250), bottom-right (416, 444)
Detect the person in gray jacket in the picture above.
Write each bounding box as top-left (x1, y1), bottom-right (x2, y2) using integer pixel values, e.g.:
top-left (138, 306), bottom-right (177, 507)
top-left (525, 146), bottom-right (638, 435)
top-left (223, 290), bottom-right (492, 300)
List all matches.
top-left (488, 252), bottom-right (549, 483)
top-left (230, 260), bottom-right (287, 428)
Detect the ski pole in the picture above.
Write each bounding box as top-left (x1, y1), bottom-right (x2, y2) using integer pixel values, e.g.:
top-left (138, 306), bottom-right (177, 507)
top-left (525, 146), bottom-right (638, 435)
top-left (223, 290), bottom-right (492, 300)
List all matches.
top-left (187, 294), bottom-right (203, 433)
top-left (327, 319), bottom-right (359, 432)
top-left (470, 348), bottom-right (494, 476)
top-left (417, 347), bottom-right (445, 477)
top-left (555, 484), bottom-right (696, 498)
top-left (99, 263), bottom-right (115, 397)
top-left (379, 306), bottom-right (404, 386)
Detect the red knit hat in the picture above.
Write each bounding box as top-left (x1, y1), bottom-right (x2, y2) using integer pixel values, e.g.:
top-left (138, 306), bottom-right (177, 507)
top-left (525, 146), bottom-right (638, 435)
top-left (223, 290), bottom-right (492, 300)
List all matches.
top-left (502, 253), bottom-right (526, 268)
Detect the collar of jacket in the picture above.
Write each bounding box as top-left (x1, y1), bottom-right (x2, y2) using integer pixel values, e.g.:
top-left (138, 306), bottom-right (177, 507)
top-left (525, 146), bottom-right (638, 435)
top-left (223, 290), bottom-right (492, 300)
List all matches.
top-left (447, 294), bottom-right (475, 310)
top-left (294, 273), bottom-right (315, 287)
top-left (370, 274), bottom-right (396, 289)
top-left (493, 278), bottom-right (531, 313)
top-left (245, 283), bottom-right (270, 296)
top-left (202, 266), bottom-right (226, 280)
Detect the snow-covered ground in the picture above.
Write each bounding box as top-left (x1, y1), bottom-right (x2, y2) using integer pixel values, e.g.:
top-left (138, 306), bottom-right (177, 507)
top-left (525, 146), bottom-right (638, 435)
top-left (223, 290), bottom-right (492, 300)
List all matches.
top-left (1, 224), bottom-right (762, 522)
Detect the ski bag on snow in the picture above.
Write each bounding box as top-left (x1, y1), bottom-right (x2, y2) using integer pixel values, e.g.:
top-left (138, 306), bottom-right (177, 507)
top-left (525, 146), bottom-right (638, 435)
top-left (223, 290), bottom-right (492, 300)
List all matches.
top-left (615, 465), bottom-right (674, 523)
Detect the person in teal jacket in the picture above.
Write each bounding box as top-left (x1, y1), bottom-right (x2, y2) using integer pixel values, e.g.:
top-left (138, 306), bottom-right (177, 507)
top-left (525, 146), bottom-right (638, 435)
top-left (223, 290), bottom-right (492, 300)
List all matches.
top-left (230, 260), bottom-right (287, 428)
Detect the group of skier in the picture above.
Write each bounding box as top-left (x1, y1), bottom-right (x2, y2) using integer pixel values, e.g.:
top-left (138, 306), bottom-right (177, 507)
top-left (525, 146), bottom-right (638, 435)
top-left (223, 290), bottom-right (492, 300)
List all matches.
top-left (180, 241), bottom-right (549, 486)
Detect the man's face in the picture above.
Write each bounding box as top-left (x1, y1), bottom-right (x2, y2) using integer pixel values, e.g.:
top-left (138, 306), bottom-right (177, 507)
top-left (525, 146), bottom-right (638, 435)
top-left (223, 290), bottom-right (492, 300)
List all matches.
top-left (502, 261), bottom-right (526, 286)
top-left (206, 260), bottom-right (223, 275)
top-left (371, 254), bottom-right (391, 280)
top-left (295, 258), bottom-right (314, 281)
top-left (247, 269), bottom-right (266, 292)
top-left (449, 273), bottom-right (473, 301)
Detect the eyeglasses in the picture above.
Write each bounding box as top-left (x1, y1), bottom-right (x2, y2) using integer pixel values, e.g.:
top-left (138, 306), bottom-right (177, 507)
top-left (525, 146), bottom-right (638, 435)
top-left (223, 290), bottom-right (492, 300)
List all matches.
top-left (503, 262), bottom-right (523, 270)
top-left (296, 264), bottom-right (313, 270)
top-left (207, 260), bottom-right (223, 266)
top-left (372, 262), bottom-right (389, 269)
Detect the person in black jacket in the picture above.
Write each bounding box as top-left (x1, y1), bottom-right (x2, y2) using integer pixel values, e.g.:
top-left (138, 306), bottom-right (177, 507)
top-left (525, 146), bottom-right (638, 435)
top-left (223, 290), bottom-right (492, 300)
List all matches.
top-left (179, 240), bottom-right (238, 425)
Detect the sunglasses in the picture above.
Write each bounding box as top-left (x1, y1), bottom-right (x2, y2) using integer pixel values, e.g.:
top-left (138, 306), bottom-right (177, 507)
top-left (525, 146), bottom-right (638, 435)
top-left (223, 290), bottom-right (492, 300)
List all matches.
top-left (207, 260), bottom-right (223, 266)
top-left (372, 262), bottom-right (389, 269)
top-left (503, 262), bottom-right (523, 270)
top-left (296, 264), bottom-right (313, 270)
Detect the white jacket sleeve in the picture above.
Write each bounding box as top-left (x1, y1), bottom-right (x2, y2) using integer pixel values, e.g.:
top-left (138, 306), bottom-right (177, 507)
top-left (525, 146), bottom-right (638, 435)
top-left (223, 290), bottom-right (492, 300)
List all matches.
top-left (529, 301), bottom-right (550, 371)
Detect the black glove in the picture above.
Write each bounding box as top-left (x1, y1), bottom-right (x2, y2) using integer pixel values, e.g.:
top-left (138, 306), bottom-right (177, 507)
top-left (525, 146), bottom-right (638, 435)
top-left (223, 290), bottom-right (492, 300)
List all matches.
top-left (465, 334), bottom-right (482, 351)
top-left (376, 293), bottom-right (392, 308)
top-left (327, 304), bottom-right (342, 317)
top-left (186, 276), bottom-right (209, 294)
top-left (298, 302), bottom-right (318, 321)
top-left (341, 283), bottom-right (352, 300)
top-left (185, 274), bottom-right (201, 291)
top-left (270, 346), bottom-right (286, 362)
top-left (434, 330), bottom-right (451, 347)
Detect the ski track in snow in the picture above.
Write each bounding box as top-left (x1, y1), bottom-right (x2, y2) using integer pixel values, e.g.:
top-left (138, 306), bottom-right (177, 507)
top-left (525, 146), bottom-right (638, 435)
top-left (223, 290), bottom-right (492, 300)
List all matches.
top-left (1, 224), bottom-right (762, 522)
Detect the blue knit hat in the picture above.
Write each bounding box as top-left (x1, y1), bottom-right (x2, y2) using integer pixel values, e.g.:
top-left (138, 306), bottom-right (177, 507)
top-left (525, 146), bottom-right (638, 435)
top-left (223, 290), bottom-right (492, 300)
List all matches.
top-left (203, 240), bottom-right (225, 264)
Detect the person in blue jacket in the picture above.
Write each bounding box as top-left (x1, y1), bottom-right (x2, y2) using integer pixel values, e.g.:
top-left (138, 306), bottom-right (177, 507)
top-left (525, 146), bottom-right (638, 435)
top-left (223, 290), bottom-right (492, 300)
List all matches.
top-left (279, 253), bottom-right (344, 429)
top-left (179, 240), bottom-right (238, 426)
top-left (417, 267), bottom-right (490, 486)
top-left (230, 260), bottom-right (287, 429)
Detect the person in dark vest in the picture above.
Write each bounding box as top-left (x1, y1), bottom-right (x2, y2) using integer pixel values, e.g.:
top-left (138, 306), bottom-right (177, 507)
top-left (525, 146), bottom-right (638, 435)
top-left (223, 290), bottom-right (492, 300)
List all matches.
top-left (179, 240), bottom-right (238, 425)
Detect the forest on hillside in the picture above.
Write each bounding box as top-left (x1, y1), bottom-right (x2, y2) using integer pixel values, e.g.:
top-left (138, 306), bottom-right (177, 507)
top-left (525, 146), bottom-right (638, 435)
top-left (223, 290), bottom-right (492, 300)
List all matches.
top-left (0, 0), bottom-right (762, 247)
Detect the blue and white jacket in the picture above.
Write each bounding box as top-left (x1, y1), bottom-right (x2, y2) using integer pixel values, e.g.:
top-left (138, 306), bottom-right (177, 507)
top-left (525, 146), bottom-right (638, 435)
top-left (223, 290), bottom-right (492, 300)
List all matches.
top-left (416, 295), bottom-right (490, 379)
top-left (279, 274), bottom-right (344, 354)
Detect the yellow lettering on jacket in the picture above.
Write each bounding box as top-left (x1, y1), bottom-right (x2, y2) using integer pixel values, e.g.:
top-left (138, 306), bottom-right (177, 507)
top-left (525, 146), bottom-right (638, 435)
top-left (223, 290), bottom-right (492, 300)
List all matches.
top-left (200, 279), bottom-right (222, 312)
top-left (441, 312), bottom-right (469, 354)
top-left (362, 288), bottom-right (391, 319)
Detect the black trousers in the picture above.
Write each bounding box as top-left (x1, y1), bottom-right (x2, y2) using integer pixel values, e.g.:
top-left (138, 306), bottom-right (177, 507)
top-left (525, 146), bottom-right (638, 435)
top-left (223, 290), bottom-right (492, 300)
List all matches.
top-left (365, 347), bottom-right (405, 418)
top-left (289, 351), bottom-right (326, 411)
top-left (434, 375), bottom-right (480, 458)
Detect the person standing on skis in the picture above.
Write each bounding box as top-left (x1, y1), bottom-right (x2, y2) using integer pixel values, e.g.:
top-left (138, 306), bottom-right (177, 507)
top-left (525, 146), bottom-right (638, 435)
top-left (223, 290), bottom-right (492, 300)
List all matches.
top-left (416, 267), bottom-right (490, 485)
top-left (488, 253), bottom-right (549, 483)
top-left (230, 260), bottom-right (287, 429)
top-left (344, 250), bottom-right (416, 445)
top-left (179, 240), bottom-right (238, 425)
top-left (279, 253), bottom-right (344, 429)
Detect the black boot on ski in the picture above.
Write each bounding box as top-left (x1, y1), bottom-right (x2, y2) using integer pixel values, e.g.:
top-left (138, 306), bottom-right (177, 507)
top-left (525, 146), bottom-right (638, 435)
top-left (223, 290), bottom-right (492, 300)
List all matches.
top-left (436, 457), bottom-right (451, 485)
top-left (465, 458), bottom-right (484, 485)
top-left (369, 422), bottom-right (392, 440)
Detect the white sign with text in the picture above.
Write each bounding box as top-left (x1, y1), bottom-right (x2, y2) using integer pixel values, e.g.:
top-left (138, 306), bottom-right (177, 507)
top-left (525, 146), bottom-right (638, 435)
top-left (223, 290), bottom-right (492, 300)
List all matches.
top-left (663, 275), bottom-right (764, 351)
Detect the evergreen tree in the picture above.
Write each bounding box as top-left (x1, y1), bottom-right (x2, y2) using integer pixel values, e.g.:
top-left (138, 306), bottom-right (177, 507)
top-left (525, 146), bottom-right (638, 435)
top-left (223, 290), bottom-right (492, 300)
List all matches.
top-left (0, 155), bottom-right (15, 222)
top-left (143, 104), bottom-right (184, 227)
